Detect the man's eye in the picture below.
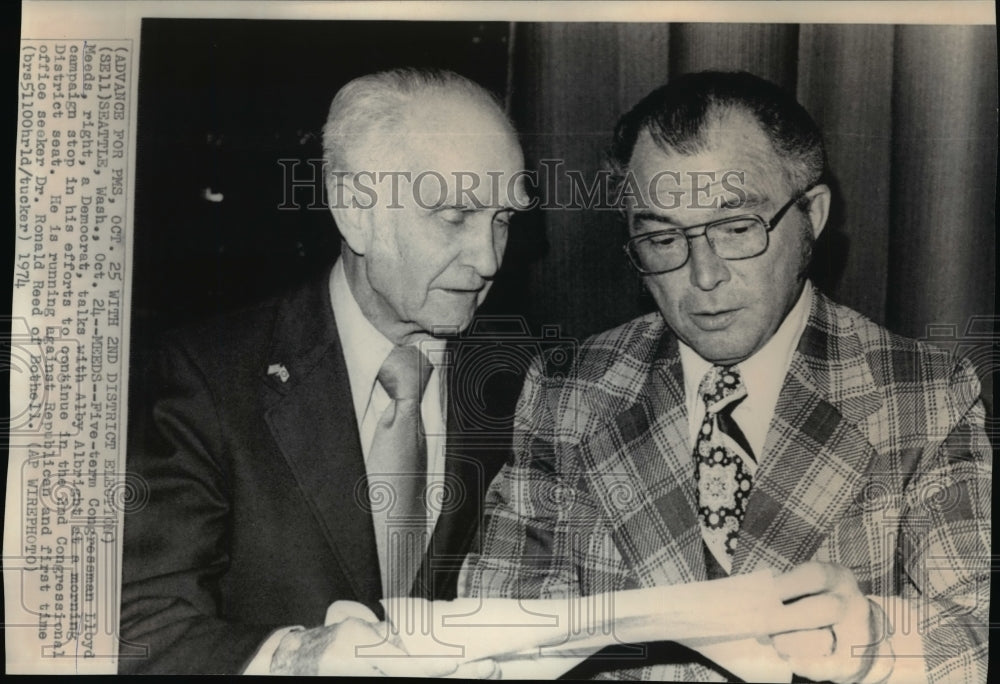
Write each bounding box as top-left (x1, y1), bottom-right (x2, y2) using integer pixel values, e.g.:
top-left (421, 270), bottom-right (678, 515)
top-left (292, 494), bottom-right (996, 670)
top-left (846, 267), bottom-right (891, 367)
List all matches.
top-left (650, 232), bottom-right (682, 248)
top-left (492, 210), bottom-right (514, 229)
top-left (716, 221), bottom-right (753, 237)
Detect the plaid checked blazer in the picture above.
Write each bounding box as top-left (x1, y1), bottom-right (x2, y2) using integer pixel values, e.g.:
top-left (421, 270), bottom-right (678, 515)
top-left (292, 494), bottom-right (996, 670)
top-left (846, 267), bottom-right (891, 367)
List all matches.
top-left (461, 291), bottom-right (991, 682)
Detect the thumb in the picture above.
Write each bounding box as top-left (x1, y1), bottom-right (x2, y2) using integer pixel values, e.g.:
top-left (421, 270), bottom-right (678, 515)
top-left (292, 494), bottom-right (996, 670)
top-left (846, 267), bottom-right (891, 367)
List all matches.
top-left (326, 600), bottom-right (380, 626)
top-left (375, 655), bottom-right (465, 679)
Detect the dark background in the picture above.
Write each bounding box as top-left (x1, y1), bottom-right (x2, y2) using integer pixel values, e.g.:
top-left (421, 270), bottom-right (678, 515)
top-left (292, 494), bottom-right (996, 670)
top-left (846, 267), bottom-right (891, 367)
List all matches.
top-left (133, 19), bottom-right (515, 337)
top-left (131, 19), bottom-right (997, 414)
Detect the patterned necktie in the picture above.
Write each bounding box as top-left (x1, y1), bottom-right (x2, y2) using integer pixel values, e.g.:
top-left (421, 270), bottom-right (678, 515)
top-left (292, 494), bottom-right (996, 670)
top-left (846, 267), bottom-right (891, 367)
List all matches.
top-left (367, 345), bottom-right (433, 598)
top-left (694, 365), bottom-right (754, 574)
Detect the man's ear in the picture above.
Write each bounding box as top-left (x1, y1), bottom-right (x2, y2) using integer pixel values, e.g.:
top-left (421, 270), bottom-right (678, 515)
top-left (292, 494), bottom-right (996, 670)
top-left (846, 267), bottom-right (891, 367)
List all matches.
top-left (803, 184), bottom-right (831, 240)
top-left (328, 177), bottom-right (372, 256)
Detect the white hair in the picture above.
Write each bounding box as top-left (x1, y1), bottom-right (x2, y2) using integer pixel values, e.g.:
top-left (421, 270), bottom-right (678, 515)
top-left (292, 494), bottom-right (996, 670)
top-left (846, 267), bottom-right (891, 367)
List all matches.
top-left (321, 68), bottom-right (510, 178)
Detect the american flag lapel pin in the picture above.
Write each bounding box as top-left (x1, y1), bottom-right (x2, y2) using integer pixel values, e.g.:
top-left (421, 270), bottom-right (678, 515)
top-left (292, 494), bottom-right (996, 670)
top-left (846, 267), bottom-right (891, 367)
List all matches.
top-left (267, 363), bottom-right (290, 383)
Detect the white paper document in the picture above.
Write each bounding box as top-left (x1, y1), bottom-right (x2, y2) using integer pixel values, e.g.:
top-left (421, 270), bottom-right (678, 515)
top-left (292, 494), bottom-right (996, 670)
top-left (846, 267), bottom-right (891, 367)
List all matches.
top-left (357, 571), bottom-right (793, 681)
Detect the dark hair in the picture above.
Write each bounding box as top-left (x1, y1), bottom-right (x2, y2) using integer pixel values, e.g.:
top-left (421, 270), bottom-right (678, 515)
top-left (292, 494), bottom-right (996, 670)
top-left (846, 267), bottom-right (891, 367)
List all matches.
top-left (609, 71), bottom-right (826, 198)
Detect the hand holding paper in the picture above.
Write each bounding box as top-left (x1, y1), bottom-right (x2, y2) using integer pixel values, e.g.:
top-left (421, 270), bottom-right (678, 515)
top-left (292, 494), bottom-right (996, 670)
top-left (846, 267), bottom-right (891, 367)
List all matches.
top-left (378, 571), bottom-right (795, 680)
top-left (769, 561), bottom-right (880, 684)
top-left (326, 566), bottom-right (888, 682)
top-left (273, 600), bottom-right (497, 678)
top-left (268, 600), bottom-right (492, 677)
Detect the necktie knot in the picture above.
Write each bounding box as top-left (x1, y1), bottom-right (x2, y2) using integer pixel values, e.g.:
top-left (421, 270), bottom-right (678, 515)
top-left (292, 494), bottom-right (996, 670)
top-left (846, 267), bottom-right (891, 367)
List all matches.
top-left (378, 345), bottom-right (433, 401)
top-left (699, 364), bottom-right (747, 414)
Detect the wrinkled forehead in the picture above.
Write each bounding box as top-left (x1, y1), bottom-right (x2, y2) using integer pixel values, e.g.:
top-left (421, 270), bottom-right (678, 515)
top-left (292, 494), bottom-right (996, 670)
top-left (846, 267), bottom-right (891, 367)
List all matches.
top-left (397, 99), bottom-right (528, 208)
top-left (402, 95), bottom-right (521, 159)
top-left (400, 162), bottom-right (530, 210)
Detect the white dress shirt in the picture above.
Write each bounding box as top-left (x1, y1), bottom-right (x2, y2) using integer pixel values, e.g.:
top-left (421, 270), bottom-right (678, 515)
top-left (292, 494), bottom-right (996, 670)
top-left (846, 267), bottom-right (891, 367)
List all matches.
top-left (669, 284), bottom-right (813, 682)
top-left (244, 258), bottom-right (449, 674)
top-left (679, 282), bottom-right (814, 476)
top-left (329, 257), bottom-right (448, 526)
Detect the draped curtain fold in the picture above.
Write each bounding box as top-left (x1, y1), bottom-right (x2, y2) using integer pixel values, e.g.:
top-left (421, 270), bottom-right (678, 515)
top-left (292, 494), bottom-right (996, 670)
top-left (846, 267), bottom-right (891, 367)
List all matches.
top-left (507, 22), bottom-right (996, 408)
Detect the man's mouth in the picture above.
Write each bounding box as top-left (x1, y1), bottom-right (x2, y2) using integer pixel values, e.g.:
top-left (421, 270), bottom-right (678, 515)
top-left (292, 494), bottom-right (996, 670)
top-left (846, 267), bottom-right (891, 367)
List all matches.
top-left (442, 280), bottom-right (487, 292)
top-left (689, 308), bottom-right (741, 330)
top-left (439, 287), bottom-right (484, 299)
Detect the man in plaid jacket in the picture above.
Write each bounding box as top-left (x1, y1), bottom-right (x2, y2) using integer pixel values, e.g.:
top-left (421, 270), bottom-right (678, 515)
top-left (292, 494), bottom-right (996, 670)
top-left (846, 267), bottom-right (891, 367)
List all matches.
top-left (460, 72), bottom-right (991, 683)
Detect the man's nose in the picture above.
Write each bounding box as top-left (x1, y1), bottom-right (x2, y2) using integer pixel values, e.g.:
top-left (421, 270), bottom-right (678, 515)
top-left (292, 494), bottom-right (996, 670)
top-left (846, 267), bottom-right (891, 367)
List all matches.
top-left (463, 214), bottom-right (503, 278)
top-left (687, 235), bottom-right (730, 291)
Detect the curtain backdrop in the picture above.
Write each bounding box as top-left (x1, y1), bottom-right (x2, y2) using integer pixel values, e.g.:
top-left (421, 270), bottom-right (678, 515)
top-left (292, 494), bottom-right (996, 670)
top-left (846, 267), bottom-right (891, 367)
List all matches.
top-left (130, 21), bottom-right (996, 415)
top-left (504, 22), bottom-right (997, 410)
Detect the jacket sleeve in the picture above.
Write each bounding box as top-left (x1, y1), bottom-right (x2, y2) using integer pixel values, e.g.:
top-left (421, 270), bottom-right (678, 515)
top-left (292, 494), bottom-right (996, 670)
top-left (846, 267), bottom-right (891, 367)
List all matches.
top-left (890, 356), bottom-right (992, 684)
top-left (118, 338), bottom-right (276, 674)
top-left (458, 352), bottom-right (584, 603)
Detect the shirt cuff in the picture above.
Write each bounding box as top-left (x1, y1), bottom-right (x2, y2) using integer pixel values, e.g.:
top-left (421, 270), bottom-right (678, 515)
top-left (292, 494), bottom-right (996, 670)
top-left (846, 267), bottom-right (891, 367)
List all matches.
top-left (241, 626), bottom-right (304, 675)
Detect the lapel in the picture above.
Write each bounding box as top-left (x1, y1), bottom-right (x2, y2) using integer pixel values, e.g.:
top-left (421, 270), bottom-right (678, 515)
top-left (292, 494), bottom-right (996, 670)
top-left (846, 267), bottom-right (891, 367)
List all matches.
top-left (412, 337), bottom-right (516, 600)
top-left (577, 330), bottom-right (708, 589)
top-left (261, 268), bottom-right (382, 607)
top-left (734, 292), bottom-right (884, 574)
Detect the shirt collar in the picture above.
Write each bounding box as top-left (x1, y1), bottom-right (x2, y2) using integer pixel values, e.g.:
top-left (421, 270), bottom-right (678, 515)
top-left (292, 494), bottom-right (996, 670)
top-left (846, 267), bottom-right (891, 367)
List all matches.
top-left (330, 258), bottom-right (396, 423)
top-left (679, 282), bottom-right (813, 404)
top-left (330, 258), bottom-right (447, 421)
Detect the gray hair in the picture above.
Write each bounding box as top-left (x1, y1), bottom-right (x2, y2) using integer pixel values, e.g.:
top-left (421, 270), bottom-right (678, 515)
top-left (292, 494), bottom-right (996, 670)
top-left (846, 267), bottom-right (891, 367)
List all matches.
top-left (321, 68), bottom-right (509, 179)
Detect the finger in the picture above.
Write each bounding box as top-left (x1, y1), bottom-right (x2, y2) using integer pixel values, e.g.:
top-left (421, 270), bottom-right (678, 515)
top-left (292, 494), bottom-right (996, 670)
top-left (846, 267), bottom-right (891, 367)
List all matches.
top-left (330, 619), bottom-right (395, 659)
top-left (375, 655), bottom-right (463, 678)
top-left (326, 600), bottom-right (381, 626)
top-left (447, 658), bottom-right (502, 679)
top-left (829, 595), bottom-right (879, 662)
top-left (770, 592), bottom-right (845, 634)
top-left (784, 654), bottom-right (844, 684)
top-left (773, 561), bottom-right (839, 602)
top-left (773, 629), bottom-right (843, 684)
top-left (317, 657), bottom-right (381, 677)
top-left (317, 621), bottom-right (424, 677)
top-left (317, 627), bottom-right (387, 678)
top-left (772, 628), bottom-right (835, 660)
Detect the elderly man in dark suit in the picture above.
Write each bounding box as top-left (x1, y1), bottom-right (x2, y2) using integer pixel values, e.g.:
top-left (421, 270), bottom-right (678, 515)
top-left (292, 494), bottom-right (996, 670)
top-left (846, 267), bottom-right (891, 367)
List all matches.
top-left (461, 71), bottom-right (991, 683)
top-left (119, 68), bottom-right (527, 675)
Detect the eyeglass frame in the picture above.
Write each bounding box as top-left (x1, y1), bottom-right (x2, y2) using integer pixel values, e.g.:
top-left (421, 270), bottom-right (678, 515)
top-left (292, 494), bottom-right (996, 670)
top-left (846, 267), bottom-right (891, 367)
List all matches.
top-left (623, 187), bottom-right (815, 276)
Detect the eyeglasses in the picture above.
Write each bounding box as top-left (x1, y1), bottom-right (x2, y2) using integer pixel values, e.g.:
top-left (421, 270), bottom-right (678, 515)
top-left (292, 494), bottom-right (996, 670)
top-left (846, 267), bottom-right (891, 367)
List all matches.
top-left (623, 191), bottom-right (809, 275)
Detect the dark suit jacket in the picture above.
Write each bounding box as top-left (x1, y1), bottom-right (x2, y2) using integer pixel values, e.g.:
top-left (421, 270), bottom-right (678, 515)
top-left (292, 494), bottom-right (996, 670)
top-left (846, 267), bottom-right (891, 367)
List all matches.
top-left (119, 269), bottom-right (518, 674)
top-left (462, 290), bottom-right (991, 682)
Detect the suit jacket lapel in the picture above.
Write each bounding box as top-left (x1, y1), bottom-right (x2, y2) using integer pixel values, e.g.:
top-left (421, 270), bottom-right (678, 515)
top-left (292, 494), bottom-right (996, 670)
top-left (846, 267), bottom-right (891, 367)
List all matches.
top-left (413, 436), bottom-right (497, 600)
top-left (734, 292), bottom-right (884, 574)
top-left (413, 338), bottom-right (517, 600)
top-left (262, 269), bottom-right (382, 606)
top-left (578, 332), bottom-right (707, 589)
